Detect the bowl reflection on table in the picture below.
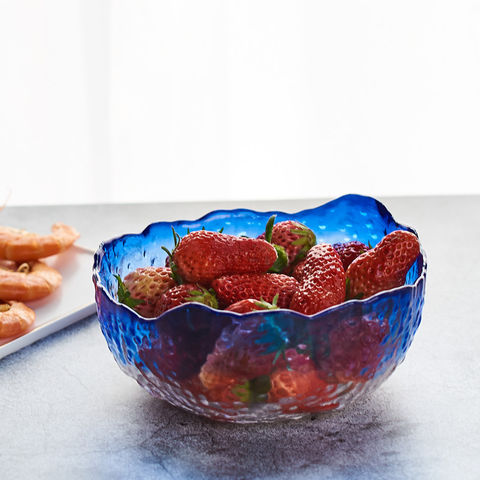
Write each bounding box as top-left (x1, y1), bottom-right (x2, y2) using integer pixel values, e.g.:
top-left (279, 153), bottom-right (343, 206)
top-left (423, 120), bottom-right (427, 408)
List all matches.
top-left (92, 194), bottom-right (426, 423)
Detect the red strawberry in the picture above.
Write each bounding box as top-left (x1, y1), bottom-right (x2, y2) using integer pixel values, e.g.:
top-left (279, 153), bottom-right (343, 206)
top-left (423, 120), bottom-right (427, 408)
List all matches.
top-left (199, 364), bottom-right (241, 391)
top-left (313, 316), bottom-right (389, 383)
top-left (225, 295), bottom-right (279, 313)
top-left (333, 240), bottom-right (370, 270)
top-left (269, 349), bottom-right (337, 413)
top-left (212, 273), bottom-right (299, 308)
top-left (346, 230), bottom-right (420, 300)
top-left (171, 230), bottom-right (277, 285)
top-left (259, 219), bottom-right (316, 273)
top-left (121, 267), bottom-right (175, 317)
top-left (156, 283), bottom-right (218, 314)
top-left (199, 319), bottom-right (288, 390)
top-left (289, 244), bottom-right (346, 315)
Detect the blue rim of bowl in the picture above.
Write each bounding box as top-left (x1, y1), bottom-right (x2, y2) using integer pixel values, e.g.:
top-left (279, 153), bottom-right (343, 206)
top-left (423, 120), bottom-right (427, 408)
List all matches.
top-left (92, 194), bottom-right (427, 322)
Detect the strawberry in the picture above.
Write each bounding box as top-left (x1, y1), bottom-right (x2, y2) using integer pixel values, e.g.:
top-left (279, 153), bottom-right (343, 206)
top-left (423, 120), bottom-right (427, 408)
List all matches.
top-left (259, 218), bottom-right (316, 273)
top-left (312, 316), bottom-right (389, 383)
top-left (346, 230), bottom-right (420, 300)
top-left (117, 267), bottom-right (175, 317)
top-left (199, 318), bottom-right (289, 390)
top-left (212, 273), bottom-right (299, 308)
top-left (333, 240), bottom-right (370, 270)
top-left (171, 230), bottom-right (277, 285)
top-left (269, 349), bottom-right (337, 413)
top-left (156, 283), bottom-right (218, 314)
top-left (289, 244), bottom-right (346, 315)
top-left (199, 363), bottom-right (241, 391)
top-left (225, 295), bottom-right (279, 313)
top-left (270, 367), bottom-right (320, 399)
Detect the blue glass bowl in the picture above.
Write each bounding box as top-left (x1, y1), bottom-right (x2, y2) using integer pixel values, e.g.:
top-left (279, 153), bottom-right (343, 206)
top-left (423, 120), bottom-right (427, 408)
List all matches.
top-left (93, 194), bottom-right (426, 423)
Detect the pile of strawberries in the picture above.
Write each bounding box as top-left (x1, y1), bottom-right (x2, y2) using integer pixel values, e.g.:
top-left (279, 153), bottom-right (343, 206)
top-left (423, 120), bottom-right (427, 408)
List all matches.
top-left (117, 216), bottom-right (420, 411)
top-left (118, 216), bottom-right (420, 318)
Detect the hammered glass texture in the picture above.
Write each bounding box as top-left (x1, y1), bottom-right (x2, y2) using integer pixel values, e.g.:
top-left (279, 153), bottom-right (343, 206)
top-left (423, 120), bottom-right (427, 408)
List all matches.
top-left (93, 194), bottom-right (426, 423)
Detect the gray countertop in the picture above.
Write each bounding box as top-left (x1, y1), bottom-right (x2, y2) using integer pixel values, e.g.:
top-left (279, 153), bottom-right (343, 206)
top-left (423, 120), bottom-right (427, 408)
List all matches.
top-left (1, 196), bottom-right (479, 479)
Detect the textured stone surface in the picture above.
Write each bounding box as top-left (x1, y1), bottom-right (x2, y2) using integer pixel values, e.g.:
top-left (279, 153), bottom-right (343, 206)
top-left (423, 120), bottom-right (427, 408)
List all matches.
top-left (1, 196), bottom-right (480, 479)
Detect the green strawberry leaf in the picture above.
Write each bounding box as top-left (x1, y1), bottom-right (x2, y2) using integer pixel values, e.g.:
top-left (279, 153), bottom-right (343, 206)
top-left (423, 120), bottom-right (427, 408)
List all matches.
top-left (264, 215), bottom-right (276, 243)
top-left (231, 376), bottom-right (272, 404)
top-left (291, 245), bottom-right (310, 265)
top-left (231, 381), bottom-right (251, 403)
top-left (171, 226), bottom-right (181, 248)
top-left (257, 318), bottom-right (289, 355)
top-left (161, 246), bottom-right (183, 284)
top-left (271, 293), bottom-right (279, 307)
top-left (272, 349), bottom-right (282, 366)
top-left (170, 262), bottom-right (183, 285)
top-left (253, 298), bottom-right (279, 311)
top-left (187, 285), bottom-right (219, 309)
top-left (115, 274), bottom-right (144, 309)
top-left (269, 244), bottom-right (288, 273)
top-left (290, 225), bottom-right (316, 264)
top-left (291, 225), bottom-right (316, 246)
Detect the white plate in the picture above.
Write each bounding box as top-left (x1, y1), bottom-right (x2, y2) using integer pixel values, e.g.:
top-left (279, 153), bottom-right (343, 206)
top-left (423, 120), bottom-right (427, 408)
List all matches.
top-left (0, 246), bottom-right (96, 359)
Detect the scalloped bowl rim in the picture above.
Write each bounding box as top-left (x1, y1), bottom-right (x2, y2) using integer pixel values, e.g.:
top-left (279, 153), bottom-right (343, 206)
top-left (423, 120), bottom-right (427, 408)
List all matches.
top-left (92, 194), bottom-right (427, 322)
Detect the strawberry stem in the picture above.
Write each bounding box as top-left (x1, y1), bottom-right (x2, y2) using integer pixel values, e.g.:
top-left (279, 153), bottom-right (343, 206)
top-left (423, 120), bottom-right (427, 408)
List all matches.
top-left (170, 263), bottom-right (182, 285)
top-left (161, 245), bottom-right (183, 284)
top-left (187, 285), bottom-right (219, 309)
top-left (114, 274), bottom-right (145, 309)
top-left (290, 223), bottom-right (316, 264)
top-left (253, 297), bottom-right (279, 310)
top-left (231, 382), bottom-right (251, 402)
top-left (271, 293), bottom-right (279, 307)
top-left (171, 226), bottom-right (181, 247)
top-left (269, 244), bottom-right (288, 273)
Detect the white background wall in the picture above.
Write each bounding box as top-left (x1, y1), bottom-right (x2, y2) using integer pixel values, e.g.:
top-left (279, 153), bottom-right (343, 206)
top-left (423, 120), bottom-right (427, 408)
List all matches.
top-left (1, 1), bottom-right (479, 206)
